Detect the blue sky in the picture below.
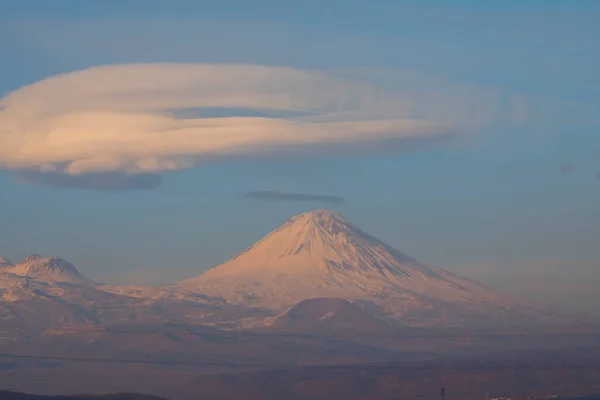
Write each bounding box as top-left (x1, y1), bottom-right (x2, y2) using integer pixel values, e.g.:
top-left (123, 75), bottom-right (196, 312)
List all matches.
top-left (0, 1), bottom-right (599, 312)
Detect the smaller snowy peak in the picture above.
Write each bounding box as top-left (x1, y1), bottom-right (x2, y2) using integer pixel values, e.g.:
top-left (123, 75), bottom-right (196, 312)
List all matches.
top-left (11, 255), bottom-right (97, 286)
top-left (0, 257), bottom-right (13, 268)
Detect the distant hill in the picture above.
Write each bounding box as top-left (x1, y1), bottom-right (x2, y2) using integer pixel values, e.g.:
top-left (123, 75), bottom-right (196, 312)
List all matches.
top-left (0, 391), bottom-right (168, 400)
top-left (264, 297), bottom-right (391, 332)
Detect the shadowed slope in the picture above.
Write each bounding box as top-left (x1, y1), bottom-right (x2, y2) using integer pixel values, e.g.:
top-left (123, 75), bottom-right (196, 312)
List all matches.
top-left (264, 297), bottom-right (392, 332)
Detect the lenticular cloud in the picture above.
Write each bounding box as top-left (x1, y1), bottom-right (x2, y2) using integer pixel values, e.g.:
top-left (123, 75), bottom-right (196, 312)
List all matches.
top-left (0, 63), bottom-right (498, 189)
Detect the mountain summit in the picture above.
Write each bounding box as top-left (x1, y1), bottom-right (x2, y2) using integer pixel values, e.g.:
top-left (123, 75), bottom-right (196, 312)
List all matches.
top-left (191, 209), bottom-right (438, 280)
top-left (7, 255), bottom-right (97, 286)
top-left (179, 210), bottom-right (531, 325)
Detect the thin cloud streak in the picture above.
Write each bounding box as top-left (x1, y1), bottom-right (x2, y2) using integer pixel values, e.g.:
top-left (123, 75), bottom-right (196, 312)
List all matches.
top-left (242, 191), bottom-right (346, 204)
top-left (560, 163), bottom-right (576, 175)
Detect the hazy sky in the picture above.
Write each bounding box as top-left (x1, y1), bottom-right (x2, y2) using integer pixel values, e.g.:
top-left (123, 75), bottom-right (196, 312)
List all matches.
top-left (0, 1), bottom-right (599, 314)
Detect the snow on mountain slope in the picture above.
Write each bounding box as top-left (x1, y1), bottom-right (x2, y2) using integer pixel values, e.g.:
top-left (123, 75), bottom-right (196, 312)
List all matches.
top-left (0, 270), bottom-right (225, 328)
top-left (0, 257), bottom-right (12, 268)
top-left (0, 257), bottom-right (261, 329)
top-left (179, 210), bottom-right (537, 325)
top-left (5, 255), bottom-right (98, 286)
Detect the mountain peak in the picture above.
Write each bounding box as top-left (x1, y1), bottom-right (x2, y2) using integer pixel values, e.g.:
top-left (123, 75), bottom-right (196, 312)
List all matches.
top-left (186, 209), bottom-right (425, 282)
top-left (281, 209), bottom-right (357, 237)
top-left (219, 208), bottom-right (371, 270)
top-left (291, 209), bottom-right (348, 225)
top-left (11, 255), bottom-right (97, 286)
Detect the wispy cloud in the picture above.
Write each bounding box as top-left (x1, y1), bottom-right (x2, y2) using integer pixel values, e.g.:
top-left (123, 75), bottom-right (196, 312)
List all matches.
top-left (0, 63), bottom-right (528, 189)
top-left (560, 163), bottom-right (576, 174)
top-left (242, 191), bottom-right (346, 204)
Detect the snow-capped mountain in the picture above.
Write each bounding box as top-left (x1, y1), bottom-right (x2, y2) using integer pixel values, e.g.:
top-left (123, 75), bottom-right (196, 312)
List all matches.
top-left (0, 255), bottom-right (144, 327)
top-left (0, 211), bottom-right (558, 328)
top-left (3, 255), bottom-right (97, 286)
top-left (179, 209), bottom-right (537, 326)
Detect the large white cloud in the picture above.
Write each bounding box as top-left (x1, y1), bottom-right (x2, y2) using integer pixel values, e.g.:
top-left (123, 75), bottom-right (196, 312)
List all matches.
top-left (0, 63), bottom-right (523, 188)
